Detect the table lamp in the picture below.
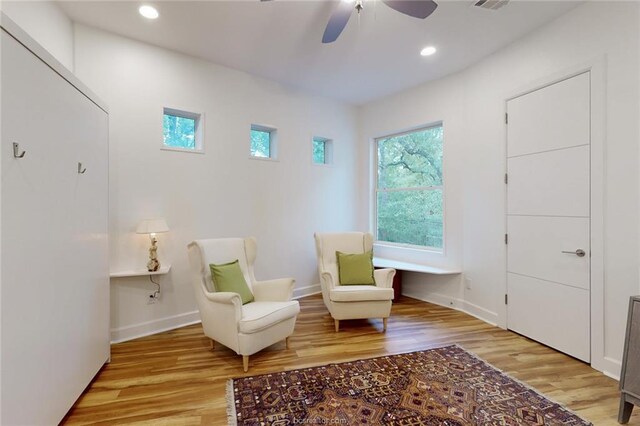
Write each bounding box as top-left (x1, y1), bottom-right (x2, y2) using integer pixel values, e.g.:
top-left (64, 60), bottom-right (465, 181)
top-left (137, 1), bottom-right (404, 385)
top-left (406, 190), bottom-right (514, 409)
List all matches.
top-left (136, 219), bottom-right (169, 271)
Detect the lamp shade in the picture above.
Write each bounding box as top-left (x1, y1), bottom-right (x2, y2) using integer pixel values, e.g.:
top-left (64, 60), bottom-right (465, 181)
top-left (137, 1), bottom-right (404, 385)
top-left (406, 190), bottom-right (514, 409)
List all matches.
top-left (136, 219), bottom-right (169, 234)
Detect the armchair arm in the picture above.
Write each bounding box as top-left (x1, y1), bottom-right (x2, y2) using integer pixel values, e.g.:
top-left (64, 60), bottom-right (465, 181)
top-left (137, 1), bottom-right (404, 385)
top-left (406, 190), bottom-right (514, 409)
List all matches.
top-left (204, 291), bottom-right (242, 305)
top-left (252, 278), bottom-right (295, 302)
top-left (320, 271), bottom-right (337, 290)
top-left (374, 268), bottom-right (396, 288)
top-left (201, 290), bottom-right (243, 324)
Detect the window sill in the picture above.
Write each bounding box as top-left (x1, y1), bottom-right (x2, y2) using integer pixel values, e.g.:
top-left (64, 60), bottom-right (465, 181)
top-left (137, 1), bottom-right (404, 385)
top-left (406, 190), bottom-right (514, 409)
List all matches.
top-left (248, 155), bottom-right (279, 162)
top-left (161, 146), bottom-right (204, 155)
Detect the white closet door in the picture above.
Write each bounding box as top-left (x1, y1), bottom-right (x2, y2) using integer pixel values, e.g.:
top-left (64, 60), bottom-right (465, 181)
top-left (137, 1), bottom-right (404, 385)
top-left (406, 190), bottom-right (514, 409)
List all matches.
top-left (1, 30), bottom-right (109, 425)
top-left (69, 85), bottom-right (110, 382)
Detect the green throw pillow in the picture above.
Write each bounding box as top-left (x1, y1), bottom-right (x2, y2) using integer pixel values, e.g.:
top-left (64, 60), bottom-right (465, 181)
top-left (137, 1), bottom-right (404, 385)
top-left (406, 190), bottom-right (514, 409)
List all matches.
top-left (209, 260), bottom-right (254, 305)
top-left (336, 250), bottom-right (375, 285)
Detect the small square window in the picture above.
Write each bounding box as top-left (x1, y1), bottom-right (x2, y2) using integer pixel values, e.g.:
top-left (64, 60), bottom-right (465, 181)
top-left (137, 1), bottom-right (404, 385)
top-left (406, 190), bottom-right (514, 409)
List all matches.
top-left (250, 124), bottom-right (277, 159)
top-left (312, 136), bottom-right (333, 165)
top-left (251, 129), bottom-right (270, 158)
top-left (162, 107), bottom-right (203, 153)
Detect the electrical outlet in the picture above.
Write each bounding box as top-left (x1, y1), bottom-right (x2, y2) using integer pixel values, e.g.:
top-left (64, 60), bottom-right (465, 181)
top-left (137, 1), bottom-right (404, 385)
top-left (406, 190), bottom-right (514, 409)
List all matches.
top-left (465, 276), bottom-right (472, 290)
top-left (147, 294), bottom-right (157, 304)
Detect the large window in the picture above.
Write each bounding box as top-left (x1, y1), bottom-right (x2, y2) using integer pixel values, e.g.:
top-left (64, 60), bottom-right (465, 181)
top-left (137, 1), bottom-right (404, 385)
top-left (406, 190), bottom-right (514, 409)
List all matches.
top-left (376, 124), bottom-right (443, 249)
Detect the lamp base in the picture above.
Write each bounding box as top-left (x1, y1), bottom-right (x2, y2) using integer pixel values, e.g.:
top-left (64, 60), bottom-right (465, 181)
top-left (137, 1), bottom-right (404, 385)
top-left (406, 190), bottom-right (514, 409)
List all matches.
top-left (147, 235), bottom-right (161, 272)
top-left (147, 259), bottom-right (160, 272)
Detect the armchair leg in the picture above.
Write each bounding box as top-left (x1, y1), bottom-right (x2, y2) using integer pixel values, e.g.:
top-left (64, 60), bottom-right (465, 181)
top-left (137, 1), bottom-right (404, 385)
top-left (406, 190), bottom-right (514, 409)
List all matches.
top-left (210, 339), bottom-right (215, 350)
top-left (383, 318), bottom-right (388, 332)
top-left (242, 355), bottom-right (249, 372)
top-left (334, 319), bottom-right (340, 332)
top-left (285, 336), bottom-right (290, 350)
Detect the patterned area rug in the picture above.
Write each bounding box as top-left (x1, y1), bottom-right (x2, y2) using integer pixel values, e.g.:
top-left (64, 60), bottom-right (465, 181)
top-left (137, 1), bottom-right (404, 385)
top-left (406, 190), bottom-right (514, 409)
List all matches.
top-left (227, 345), bottom-right (591, 425)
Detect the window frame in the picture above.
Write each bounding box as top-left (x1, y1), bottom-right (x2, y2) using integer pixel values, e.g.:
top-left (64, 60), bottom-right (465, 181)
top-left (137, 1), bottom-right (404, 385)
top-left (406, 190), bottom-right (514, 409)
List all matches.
top-left (161, 106), bottom-right (205, 154)
top-left (373, 122), bottom-right (445, 253)
top-left (311, 135), bottom-right (333, 166)
top-left (249, 124), bottom-right (278, 161)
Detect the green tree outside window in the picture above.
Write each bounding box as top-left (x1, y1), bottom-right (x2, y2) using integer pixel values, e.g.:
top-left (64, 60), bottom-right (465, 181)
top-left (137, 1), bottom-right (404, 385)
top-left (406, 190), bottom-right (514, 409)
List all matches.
top-left (376, 125), bottom-right (444, 248)
top-left (251, 129), bottom-right (271, 158)
top-left (163, 114), bottom-right (196, 149)
top-left (313, 138), bottom-right (326, 164)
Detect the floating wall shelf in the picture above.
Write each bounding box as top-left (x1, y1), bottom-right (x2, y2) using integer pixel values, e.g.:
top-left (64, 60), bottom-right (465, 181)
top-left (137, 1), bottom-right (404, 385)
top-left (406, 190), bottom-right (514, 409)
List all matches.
top-left (110, 265), bottom-right (171, 278)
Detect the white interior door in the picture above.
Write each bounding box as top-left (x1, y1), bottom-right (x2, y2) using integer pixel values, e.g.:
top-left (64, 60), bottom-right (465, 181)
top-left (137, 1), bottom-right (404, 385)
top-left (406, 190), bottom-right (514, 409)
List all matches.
top-left (506, 72), bottom-right (591, 362)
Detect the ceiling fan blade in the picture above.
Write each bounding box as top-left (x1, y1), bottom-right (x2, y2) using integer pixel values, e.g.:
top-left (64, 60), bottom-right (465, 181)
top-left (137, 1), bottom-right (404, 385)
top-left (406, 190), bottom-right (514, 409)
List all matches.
top-left (383, 0), bottom-right (438, 19)
top-left (322, 1), bottom-right (354, 44)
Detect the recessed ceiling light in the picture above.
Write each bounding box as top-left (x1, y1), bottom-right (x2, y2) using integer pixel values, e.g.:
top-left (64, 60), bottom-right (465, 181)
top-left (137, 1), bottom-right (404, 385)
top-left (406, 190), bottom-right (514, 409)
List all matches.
top-left (420, 46), bottom-right (437, 57)
top-left (139, 5), bottom-right (159, 20)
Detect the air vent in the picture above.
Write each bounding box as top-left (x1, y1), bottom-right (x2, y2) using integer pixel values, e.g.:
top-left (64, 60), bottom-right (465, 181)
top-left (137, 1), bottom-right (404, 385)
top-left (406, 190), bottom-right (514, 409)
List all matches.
top-left (473, 0), bottom-right (509, 10)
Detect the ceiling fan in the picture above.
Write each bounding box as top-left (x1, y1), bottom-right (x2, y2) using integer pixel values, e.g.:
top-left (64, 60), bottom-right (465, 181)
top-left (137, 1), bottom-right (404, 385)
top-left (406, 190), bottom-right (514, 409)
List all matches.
top-left (261, 0), bottom-right (439, 44)
top-left (323, 0), bottom-right (438, 43)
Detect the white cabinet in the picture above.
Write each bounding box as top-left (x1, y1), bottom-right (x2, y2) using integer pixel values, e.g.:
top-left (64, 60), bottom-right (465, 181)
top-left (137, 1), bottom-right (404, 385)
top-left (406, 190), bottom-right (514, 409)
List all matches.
top-left (1, 20), bottom-right (109, 425)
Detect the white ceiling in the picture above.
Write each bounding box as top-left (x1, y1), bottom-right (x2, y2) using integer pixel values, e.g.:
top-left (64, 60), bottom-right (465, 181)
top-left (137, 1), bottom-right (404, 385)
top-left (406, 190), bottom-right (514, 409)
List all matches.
top-left (58, 0), bottom-right (581, 105)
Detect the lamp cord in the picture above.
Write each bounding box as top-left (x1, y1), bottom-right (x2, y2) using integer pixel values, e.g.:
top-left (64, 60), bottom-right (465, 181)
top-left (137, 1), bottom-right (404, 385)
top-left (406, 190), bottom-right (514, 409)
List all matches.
top-left (149, 274), bottom-right (161, 299)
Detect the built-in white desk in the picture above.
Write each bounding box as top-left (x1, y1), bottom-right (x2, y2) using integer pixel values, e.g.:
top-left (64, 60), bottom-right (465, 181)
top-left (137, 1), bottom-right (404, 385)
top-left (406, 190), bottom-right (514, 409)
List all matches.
top-left (372, 258), bottom-right (461, 275)
top-left (372, 258), bottom-right (461, 301)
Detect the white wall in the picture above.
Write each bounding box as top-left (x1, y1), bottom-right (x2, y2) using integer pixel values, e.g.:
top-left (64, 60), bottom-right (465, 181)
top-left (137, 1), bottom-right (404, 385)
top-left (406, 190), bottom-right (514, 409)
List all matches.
top-left (0, 1), bottom-right (74, 70)
top-left (360, 1), bottom-right (639, 378)
top-left (73, 24), bottom-right (361, 342)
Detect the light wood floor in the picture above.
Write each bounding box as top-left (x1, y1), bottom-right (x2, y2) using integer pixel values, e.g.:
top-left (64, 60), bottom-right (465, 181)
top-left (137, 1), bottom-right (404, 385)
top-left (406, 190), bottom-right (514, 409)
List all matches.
top-left (64, 295), bottom-right (638, 425)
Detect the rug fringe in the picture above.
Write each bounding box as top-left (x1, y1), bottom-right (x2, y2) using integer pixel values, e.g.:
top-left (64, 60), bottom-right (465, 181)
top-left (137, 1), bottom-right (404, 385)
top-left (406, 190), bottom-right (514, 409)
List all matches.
top-left (226, 379), bottom-right (238, 426)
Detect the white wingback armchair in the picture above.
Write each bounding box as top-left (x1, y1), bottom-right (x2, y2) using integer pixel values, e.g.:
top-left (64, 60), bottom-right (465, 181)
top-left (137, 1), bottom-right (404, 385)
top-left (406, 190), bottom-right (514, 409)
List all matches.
top-left (314, 232), bottom-right (395, 332)
top-left (187, 237), bottom-right (300, 372)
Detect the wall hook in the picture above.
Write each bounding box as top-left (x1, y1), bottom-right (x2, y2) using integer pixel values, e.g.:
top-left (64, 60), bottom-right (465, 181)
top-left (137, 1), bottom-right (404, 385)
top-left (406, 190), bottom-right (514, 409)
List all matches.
top-left (13, 142), bottom-right (26, 158)
top-left (77, 162), bottom-right (87, 174)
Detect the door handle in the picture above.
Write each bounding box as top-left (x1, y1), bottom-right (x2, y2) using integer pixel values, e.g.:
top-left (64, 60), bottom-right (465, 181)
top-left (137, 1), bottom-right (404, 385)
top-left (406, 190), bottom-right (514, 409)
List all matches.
top-left (561, 249), bottom-right (586, 257)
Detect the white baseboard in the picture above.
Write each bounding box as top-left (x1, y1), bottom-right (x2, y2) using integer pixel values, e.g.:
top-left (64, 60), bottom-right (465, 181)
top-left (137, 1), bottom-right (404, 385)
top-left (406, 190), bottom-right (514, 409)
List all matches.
top-left (293, 283), bottom-right (321, 299)
top-left (404, 290), bottom-right (458, 309)
top-left (110, 286), bottom-right (320, 344)
top-left (111, 310), bottom-right (201, 343)
top-left (461, 300), bottom-right (499, 326)
top-left (402, 290), bottom-right (498, 326)
top-left (601, 356), bottom-right (622, 381)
